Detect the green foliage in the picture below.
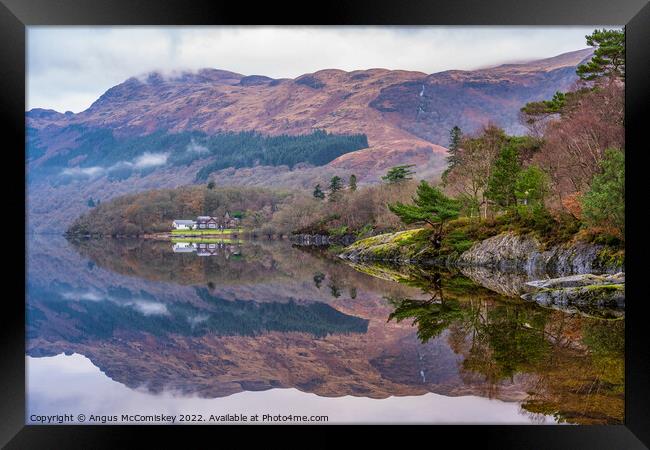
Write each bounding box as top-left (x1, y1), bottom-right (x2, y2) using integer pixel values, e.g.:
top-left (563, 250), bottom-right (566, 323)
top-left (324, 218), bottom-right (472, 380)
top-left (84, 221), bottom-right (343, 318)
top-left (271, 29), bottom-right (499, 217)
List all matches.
top-left (581, 149), bottom-right (625, 237)
top-left (387, 297), bottom-right (463, 343)
top-left (329, 225), bottom-right (349, 237)
top-left (442, 126), bottom-right (463, 182)
top-left (520, 91), bottom-right (567, 118)
top-left (443, 229), bottom-right (476, 254)
top-left (348, 174), bottom-right (358, 191)
top-left (313, 272), bottom-right (325, 289)
top-left (576, 28), bottom-right (625, 81)
top-left (328, 176), bottom-right (344, 202)
top-left (195, 130), bottom-right (368, 181)
top-left (447, 126), bottom-right (463, 168)
top-left (388, 181), bottom-right (461, 229)
top-left (485, 144), bottom-right (521, 208)
top-left (382, 164), bottom-right (416, 184)
top-left (514, 165), bottom-right (549, 206)
top-left (313, 184), bottom-right (325, 200)
top-left (355, 223), bottom-right (374, 239)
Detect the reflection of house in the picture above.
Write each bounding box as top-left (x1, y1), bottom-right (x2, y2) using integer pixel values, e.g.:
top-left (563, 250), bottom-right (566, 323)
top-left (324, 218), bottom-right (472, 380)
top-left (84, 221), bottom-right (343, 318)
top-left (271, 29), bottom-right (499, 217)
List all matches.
top-left (196, 242), bottom-right (219, 256)
top-left (172, 242), bottom-right (197, 253)
top-left (172, 220), bottom-right (196, 230)
top-left (194, 242), bottom-right (242, 256)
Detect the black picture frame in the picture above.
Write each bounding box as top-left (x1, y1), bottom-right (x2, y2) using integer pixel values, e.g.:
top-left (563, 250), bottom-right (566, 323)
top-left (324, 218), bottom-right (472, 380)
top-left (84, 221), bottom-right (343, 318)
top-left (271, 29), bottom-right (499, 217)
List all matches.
top-left (2, 0), bottom-right (649, 447)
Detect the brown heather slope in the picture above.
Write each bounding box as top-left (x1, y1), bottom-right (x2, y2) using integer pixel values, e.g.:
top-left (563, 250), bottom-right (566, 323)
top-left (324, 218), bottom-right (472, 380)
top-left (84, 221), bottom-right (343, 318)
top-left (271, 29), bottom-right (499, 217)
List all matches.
top-left (26, 48), bottom-right (592, 233)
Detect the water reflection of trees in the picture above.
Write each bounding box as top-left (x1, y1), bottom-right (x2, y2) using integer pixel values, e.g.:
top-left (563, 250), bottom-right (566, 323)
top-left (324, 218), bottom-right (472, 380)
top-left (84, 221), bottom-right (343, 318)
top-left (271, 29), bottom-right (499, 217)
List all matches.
top-left (383, 266), bottom-right (624, 424)
top-left (387, 271), bottom-right (463, 343)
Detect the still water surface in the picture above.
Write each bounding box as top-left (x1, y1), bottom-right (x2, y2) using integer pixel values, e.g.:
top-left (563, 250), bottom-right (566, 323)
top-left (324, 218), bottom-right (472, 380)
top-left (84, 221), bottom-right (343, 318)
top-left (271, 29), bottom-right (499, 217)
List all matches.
top-left (26, 236), bottom-right (624, 424)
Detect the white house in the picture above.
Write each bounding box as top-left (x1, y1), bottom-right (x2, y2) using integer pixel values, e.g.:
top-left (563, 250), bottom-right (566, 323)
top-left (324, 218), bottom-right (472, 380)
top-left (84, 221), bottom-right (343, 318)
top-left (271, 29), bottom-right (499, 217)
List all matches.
top-left (172, 219), bottom-right (196, 230)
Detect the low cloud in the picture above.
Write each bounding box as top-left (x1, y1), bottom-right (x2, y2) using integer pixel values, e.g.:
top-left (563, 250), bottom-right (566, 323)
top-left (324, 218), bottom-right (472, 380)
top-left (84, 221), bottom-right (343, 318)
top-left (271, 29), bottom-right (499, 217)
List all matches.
top-left (61, 166), bottom-right (105, 178)
top-left (57, 288), bottom-right (169, 316)
top-left (187, 314), bottom-right (209, 327)
top-left (127, 300), bottom-right (170, 316)
top-left (133, 152), bottom-right (169, 168)
top-left (59, 152), bottom-right (169, 179)
top-left (186, 139), bottom-right (208, 154)
top-left (61, 290), bottom-right (104, 302)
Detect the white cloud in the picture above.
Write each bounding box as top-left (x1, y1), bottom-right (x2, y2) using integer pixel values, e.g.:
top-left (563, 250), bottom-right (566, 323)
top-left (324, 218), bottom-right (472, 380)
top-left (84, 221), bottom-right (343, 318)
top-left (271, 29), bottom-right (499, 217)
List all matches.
top-left (186, 139), bottom-right (208, 154)
top-left (27, 26), bottom-right (615, 113)
top-left (127, 300), bottom-right (169, 316)
top-left (133, 152), bottom-right (169, 168)
top-left (60, 166), bottom-right (105, 178)
top-left (61, 290), bottom-right (104, 302)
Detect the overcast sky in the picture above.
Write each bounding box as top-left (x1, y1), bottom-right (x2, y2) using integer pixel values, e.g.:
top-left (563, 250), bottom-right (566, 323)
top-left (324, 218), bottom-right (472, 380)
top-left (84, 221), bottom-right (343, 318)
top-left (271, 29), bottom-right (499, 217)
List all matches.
top-left (27, 26), bottom-right (606, 113)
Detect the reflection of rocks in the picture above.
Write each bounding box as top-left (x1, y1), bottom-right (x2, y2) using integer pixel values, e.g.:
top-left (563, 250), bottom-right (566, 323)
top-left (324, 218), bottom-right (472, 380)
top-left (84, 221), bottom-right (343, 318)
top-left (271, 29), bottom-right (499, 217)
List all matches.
top-left (521, 273), bottom-right (624, 318)
top-left (458, 266), bottom-right (531, 297)
top-left (525, 273), bottom-right (624, 290)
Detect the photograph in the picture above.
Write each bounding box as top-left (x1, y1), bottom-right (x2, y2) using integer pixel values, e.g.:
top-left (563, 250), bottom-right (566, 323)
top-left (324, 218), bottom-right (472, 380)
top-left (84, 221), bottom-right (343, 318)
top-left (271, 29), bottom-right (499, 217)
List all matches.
top-left (1, 0), bottom-right (648, 445)
top-left (23, 24), bottom-right (627, 427)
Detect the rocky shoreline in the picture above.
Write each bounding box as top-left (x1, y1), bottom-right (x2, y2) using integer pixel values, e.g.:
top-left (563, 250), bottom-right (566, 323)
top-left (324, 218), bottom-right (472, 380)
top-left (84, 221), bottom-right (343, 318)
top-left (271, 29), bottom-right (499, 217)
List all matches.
top-left (338, 230), bottom-right (625, 316)
top-left (290, 233), bottom-right (357, 247)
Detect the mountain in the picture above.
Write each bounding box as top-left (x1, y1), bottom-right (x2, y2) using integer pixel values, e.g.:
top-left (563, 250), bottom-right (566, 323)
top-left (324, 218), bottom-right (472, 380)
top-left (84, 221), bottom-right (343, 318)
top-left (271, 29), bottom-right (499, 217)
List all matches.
top-left (26, 48), bottom-right (593, 233)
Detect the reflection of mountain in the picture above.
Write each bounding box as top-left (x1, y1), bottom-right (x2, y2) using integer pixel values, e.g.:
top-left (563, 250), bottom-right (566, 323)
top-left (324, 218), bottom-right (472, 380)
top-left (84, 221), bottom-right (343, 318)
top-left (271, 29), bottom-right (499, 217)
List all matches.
top-left (28, 282), bottom-right (368, 341)
top-left (27, 236), bottom-right (623, 423)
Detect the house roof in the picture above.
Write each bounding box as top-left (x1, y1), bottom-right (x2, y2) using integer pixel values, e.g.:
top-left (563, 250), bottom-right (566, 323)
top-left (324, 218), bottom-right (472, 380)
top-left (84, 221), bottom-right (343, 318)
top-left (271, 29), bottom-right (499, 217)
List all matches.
top-left (173, 220), bottom-right (196, 225)
top-left (197, 216), bottom-right (218, 222)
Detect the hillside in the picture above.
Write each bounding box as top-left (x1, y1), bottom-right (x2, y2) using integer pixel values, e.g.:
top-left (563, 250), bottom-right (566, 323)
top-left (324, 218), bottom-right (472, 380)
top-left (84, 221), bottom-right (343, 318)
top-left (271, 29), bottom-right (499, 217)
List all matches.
top-left (27, 48), bottom-right (593, 233)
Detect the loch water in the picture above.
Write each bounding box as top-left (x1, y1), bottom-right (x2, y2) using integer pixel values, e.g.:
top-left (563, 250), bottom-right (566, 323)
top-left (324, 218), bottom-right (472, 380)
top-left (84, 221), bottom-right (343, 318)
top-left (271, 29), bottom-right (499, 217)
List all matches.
top-left (26, 235), bottom-right (624, 425)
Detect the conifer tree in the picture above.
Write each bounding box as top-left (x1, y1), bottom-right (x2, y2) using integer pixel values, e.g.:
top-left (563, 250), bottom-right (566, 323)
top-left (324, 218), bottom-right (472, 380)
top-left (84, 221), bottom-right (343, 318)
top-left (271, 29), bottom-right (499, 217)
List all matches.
top-left (388, 180), bottom-right (460, 249)
top-left (382, 164), bottom-right (416, 184)
top-left (348, 174), bottom-right (358, 191)
top-left (313, 184), bottom-right (325, 200)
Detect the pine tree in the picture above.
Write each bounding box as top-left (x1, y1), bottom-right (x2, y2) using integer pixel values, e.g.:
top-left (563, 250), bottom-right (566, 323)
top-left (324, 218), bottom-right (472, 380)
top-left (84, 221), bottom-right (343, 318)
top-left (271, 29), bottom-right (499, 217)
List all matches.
top-left (87, 198), bottom-right (96, 208)
top-left (442, 126), bottom-right (463, 184)
top-left (348, 174), bottom-right (358, 191)
top-left (447, 126), bottom-right (462, 169)
top-left (313, 184), bottom-right (325, 200)
top-left (207, 181), bottom-right (216, 190)
top-left (388, 180), bottom-right (460, 249)
top-left (576, 28), bottom-right (625, 82)
top-left (328, 176), bottom-right (343, 201)
top-left (382, 164), bottom-right (416, 184)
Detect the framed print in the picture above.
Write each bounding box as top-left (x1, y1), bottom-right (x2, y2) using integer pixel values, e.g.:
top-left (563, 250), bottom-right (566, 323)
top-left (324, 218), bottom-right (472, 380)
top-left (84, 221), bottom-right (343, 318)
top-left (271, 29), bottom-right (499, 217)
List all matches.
top-left (2, 0), bottom-right (649, 447)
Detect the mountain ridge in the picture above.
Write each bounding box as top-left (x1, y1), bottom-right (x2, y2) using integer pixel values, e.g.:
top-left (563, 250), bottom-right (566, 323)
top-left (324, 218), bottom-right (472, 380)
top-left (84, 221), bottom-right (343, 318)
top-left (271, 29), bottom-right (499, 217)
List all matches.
top-left (27, 48), bottom-right (593, 233)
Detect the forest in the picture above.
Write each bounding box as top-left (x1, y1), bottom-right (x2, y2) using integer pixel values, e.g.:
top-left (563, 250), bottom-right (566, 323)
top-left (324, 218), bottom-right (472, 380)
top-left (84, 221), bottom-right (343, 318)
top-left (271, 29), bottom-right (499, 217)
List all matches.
top-left (32, 128), bottom-right (368, 180)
